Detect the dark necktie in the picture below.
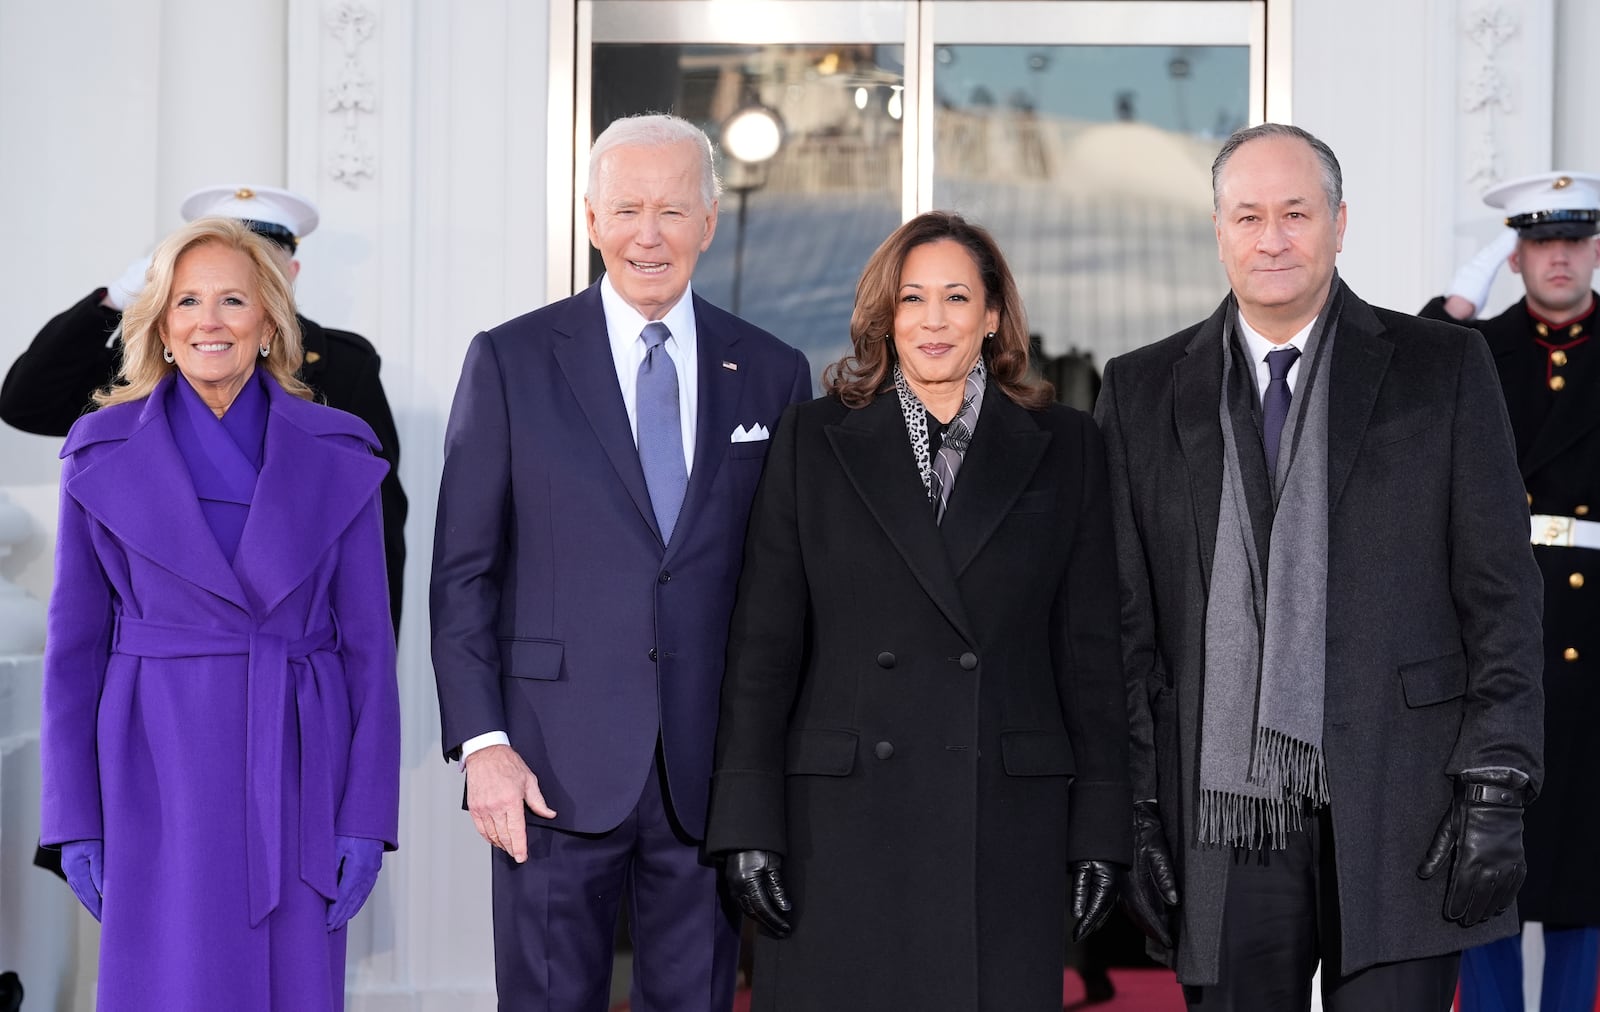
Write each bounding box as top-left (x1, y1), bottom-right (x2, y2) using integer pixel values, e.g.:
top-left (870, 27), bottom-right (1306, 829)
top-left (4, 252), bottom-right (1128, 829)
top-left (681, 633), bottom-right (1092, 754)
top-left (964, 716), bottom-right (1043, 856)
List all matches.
top-left (637, 322), bottom-right (687, 542)
top-left (1262, 346), bottom-right (1301, 476)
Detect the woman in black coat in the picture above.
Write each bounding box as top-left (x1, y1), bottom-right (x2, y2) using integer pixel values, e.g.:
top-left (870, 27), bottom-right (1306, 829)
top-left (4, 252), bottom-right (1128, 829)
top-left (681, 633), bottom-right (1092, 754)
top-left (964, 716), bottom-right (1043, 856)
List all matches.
top-left (705, 212), bottom-right (1132, 1011)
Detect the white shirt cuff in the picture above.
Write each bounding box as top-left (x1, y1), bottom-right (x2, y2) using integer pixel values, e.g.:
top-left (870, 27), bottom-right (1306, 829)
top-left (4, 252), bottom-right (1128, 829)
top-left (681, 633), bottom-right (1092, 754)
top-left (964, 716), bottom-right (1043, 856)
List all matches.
top-left (459, 731), bottom-right (510, 767)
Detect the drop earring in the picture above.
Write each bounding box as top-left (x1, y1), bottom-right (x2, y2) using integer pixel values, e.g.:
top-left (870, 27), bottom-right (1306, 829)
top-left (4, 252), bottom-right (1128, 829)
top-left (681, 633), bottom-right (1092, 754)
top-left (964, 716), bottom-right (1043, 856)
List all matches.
top-left (259, 344), bottom-right (271, 358)
top-left (162, 346), bottom-right (174, 364)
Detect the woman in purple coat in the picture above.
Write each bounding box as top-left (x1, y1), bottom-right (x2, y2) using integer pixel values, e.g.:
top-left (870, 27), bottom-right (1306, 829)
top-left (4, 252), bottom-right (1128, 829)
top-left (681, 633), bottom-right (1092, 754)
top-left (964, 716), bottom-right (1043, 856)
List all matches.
top-left (38, 217), bottom-right (400, 1011)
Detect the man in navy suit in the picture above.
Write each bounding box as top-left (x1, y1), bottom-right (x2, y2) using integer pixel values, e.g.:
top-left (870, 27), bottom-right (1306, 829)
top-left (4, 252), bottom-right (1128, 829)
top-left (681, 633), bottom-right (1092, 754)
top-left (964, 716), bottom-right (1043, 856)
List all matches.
top-left (431, 113), bottom-right (811, 1011)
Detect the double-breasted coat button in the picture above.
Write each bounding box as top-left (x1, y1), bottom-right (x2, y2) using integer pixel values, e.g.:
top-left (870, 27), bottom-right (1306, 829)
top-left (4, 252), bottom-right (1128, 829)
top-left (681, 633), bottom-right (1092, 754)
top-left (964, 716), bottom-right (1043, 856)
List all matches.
top-left (1564, 647), bottom-right (1580, 662)
top-left (876, 651), bottom-right (896, 668)
top-left (648, 647), bottom-right (658, 662)
top-left (658, 571), bottom-right (672, 584)
top-left (1571, 572), bottom-right (1585, 589)
top-left (959, 652), bottom-right (978, 671)
top-left (874, 741), bottom-right (895, 760)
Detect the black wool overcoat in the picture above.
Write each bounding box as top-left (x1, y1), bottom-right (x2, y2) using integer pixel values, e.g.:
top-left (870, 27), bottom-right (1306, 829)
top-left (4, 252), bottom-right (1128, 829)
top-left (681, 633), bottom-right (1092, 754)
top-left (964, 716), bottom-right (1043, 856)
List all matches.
top-left (706, 388), bottom-right (1133, 1012)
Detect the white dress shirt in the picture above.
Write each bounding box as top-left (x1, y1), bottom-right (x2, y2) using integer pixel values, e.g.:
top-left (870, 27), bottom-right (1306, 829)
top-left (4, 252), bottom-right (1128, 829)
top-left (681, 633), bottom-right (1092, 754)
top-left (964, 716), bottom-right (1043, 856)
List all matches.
top-left (459, 277), bottom-right (701, 764)
top-left (1236, 312), bottom-right (1315, 405)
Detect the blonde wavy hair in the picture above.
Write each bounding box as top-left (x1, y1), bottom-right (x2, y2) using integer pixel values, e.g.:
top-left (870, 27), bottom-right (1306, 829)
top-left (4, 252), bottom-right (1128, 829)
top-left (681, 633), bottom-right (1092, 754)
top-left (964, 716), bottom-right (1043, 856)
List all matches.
top-left (95, 216), bottom-right (312, 408)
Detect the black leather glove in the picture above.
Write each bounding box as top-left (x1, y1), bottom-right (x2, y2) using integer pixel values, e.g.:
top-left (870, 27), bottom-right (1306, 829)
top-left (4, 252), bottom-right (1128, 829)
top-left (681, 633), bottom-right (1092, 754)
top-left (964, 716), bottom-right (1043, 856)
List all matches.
top-left (1417, 769), bottom-right (1530, 927)
top-left (1121, 800), bottom-right (1180, 947)
top-left (724, 849), bottom-right (793, 938)
top-left (1070, 860), bottom-right (1126, 942)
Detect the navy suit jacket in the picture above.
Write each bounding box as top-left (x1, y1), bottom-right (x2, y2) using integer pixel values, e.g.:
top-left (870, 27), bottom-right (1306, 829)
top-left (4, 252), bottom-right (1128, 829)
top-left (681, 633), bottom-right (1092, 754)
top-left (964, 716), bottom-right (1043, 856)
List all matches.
top-left (431, 283), bottom-right (811, 839)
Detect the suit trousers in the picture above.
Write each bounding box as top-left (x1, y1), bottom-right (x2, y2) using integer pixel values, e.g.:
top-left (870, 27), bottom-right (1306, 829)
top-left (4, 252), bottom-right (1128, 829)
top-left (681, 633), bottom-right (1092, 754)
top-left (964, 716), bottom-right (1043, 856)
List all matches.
top-left (1183, 808), bottom-right (1460, 1012)
top-left (1460, 925), bottom-right (1600, 1012)
top-left (490, 749), bottom-right (741, 1012)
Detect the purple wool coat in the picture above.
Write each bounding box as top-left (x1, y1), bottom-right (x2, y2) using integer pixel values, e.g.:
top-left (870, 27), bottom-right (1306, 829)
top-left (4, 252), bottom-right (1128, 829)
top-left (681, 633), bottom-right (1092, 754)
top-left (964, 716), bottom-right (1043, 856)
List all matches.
top-left (39, 371), bottom-right (399, 1012)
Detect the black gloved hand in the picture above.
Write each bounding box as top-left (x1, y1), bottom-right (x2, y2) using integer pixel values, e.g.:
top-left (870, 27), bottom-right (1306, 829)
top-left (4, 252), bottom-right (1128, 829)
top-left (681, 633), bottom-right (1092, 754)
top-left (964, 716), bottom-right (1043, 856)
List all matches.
top-left (1417, 769), bottom-right (1530, 927)
top-left (1070, 860), bottom-right (1126, 942)
top-left (1121, 800), bottom-right (1180, 947)
top-left (724, 849), bottom-right (793, 938)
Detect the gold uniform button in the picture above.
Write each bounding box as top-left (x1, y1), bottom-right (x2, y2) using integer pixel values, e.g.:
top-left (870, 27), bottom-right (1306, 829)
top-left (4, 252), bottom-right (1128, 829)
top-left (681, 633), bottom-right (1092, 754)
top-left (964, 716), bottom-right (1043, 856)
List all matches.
top-left (1571, 572), bottom-right (1586, 589)
top-left (1528, 492), bottom-right (1535, 506)
top-left (1552, 350), bottom-right (1569, 367)
top-left (1537, 322), bottom-right (1551, 338)
top-left (1564, 647), bottom-right (1580, 662)
top-left (1579, 505), bottom-right (1591, 516)
top-left (1551, 375), bottom-right (1567, 391)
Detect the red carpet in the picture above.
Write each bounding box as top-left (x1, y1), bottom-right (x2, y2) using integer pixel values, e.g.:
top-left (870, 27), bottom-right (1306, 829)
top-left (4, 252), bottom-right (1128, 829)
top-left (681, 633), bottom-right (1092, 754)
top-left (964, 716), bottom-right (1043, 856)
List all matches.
top-left (612, 968), bottom-right (1185, 1010)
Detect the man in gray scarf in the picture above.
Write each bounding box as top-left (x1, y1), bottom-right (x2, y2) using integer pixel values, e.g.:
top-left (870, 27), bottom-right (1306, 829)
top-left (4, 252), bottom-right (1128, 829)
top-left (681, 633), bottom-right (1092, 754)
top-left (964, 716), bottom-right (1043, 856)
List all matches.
top-left (1095, 123), bottom-right (1544, 1011)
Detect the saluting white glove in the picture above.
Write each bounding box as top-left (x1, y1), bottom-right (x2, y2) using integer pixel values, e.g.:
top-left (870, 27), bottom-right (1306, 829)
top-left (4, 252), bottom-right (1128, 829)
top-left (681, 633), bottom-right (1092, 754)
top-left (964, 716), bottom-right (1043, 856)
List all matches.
top-left (1445, 229), bottom-right (1519, 319)
top-left (103, 254), bottom-right (152, 311)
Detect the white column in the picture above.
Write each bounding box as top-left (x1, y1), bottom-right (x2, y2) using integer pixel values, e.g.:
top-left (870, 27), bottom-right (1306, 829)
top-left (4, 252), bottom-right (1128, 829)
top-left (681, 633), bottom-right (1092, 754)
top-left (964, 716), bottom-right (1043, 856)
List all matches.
top-left (154, 0), bottom-right (289, 220)
top-left (283, 0), bottom-right (551, 1005)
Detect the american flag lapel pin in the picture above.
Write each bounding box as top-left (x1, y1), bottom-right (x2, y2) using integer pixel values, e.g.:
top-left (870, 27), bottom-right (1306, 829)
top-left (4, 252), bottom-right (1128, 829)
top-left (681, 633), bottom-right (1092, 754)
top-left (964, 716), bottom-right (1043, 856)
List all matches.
top-left (721, 360), bottom-right (738, 371)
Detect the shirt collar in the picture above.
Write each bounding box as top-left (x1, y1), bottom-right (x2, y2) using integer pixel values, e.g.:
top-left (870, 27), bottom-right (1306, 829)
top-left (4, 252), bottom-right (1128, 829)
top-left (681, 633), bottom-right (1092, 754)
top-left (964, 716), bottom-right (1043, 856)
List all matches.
top-left (1236, 311), bottom-right (1316, 366)
top-left (599, 274), bottom-right (698, 359)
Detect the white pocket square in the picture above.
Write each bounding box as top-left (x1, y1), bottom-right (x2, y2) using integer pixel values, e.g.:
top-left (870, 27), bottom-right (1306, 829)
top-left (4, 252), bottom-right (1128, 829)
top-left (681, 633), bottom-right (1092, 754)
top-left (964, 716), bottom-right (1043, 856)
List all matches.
top-left (730, 423), bottom-right (770, 443)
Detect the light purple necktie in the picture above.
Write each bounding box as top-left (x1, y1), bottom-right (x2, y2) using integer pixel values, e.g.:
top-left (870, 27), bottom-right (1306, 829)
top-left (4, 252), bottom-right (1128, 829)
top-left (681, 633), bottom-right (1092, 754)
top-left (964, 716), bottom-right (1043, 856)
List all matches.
top-left (637, 322), bottom-right (687, 542)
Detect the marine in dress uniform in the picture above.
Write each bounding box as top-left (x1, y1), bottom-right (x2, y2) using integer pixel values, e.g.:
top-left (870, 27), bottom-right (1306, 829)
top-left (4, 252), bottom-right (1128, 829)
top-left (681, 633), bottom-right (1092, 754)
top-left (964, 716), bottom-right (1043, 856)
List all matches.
top-left (1421, 170), bottom-right (1600, 1012)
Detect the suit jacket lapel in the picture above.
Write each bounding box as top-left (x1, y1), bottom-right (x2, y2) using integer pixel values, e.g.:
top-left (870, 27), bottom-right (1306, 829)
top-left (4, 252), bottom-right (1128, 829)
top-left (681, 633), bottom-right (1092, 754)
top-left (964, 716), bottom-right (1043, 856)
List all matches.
top-left (1174, 300), bottom-right (1228, 588)
top-left (827, 396), bottom-right (976, 645)
top-left (64, 379), bottom-right (249, 610)
top-left (551, 287), bottom-right (663, 544)
top-left (939, 392), bottom-right (1050, 577)
top-left (232, 381), bottom-right (388, 615)
top-left (670, 295), bottom-right (745, 560)
top-left (1326, 289), bottom-right (1392, 510)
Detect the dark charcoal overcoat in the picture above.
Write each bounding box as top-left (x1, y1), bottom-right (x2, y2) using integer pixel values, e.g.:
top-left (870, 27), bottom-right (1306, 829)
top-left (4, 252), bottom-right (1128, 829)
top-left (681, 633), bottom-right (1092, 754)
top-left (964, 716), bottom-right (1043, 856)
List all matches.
top-left (1097, 283), bottom-right (1545, 985)
top-left (706, 389), bottom-right (1133, 1012)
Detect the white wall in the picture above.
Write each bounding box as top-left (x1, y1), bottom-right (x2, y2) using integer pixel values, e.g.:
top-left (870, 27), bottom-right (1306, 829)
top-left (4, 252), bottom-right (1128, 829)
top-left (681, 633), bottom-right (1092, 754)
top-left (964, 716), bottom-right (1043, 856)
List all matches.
top-left (0, 0), bottom-right (1589, 1006)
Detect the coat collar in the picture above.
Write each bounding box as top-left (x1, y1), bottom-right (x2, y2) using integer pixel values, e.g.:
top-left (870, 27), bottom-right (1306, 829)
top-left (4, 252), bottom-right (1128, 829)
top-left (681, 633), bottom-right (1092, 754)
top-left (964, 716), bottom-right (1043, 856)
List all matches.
top-left (63, 372), bottom-right (387, 615)
top-left (825, 388), bottom-right (1050, 646)
top-left (551, 284), bottom-right (746, 555)
top-left (1173, 280), bottom-right (1391, 586)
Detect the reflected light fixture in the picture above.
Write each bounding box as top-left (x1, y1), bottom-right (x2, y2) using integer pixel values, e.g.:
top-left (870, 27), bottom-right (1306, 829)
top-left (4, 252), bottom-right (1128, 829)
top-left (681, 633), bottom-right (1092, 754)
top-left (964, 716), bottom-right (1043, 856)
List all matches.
top-left (722, 104), bottom-right (784, 165)
top-left (854, 87), bottom-right (869, 111)
top-left (887, 87), bottom-right (903, 121)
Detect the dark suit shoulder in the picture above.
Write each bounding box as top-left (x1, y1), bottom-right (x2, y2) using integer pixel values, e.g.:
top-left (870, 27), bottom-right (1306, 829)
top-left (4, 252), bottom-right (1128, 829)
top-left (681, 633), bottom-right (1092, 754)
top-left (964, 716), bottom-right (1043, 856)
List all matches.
top-left (1370, 304), bottom-right (1478, 343)
top-left (301, 316), bottom-right (381, 361)
top-left (690, 293), bottom-right (794, 355)
top-left (1106, 324), bottom-right (1201, 378)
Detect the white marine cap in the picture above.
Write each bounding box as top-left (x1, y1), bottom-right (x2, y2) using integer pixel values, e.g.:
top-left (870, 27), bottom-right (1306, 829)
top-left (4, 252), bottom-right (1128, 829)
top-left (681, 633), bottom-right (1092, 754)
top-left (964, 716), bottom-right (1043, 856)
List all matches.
top-left (1482, 171), bottom-right (1600, 240)
top-left (178, 184), bottom-right (320, 250)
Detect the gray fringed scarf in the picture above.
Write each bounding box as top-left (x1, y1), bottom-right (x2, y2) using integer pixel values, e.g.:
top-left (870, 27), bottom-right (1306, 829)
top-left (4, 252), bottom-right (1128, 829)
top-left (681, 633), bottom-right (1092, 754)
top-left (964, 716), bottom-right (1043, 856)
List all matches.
top-left (1197, 281), bottom-right (1345, 849)
top-left (893, 359), bottom-right (987, 523)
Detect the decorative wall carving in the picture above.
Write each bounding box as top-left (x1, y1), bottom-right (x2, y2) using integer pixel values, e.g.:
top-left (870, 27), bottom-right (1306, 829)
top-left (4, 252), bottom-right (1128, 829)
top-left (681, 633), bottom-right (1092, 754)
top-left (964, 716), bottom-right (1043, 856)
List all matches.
top-left (1461, 4), bottom-right (1519, 186)
top-left (326, 2), bottom-right (377, 187)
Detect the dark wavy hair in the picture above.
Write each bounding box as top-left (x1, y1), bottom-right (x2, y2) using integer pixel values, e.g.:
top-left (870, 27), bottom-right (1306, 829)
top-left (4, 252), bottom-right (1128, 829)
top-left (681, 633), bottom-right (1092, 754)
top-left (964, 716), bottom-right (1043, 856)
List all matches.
top-left (823, 211), bottom-right (1052, 409)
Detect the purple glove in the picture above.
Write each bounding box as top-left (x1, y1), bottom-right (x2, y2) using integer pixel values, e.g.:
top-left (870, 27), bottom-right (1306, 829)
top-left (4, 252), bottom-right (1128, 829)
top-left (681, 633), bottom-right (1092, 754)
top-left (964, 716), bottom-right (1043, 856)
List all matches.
top-left (327, 836), bottom-right (384, 931)
top-left (61, 839), bottom-right (104, 921)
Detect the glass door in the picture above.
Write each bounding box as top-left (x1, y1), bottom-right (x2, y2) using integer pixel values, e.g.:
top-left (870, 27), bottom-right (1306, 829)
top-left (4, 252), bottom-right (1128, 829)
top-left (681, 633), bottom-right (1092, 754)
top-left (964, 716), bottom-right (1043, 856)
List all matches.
top-left (924, 2), bottom-right (1265, 384)
top-left (560, 0), bottom-right (1272, 387)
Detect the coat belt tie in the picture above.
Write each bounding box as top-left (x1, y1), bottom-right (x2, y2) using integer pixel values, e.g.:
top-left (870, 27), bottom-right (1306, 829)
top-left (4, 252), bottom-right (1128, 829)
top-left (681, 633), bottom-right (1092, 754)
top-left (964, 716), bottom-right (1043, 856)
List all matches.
top-left (112, 616), bottom-right (339, 926)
